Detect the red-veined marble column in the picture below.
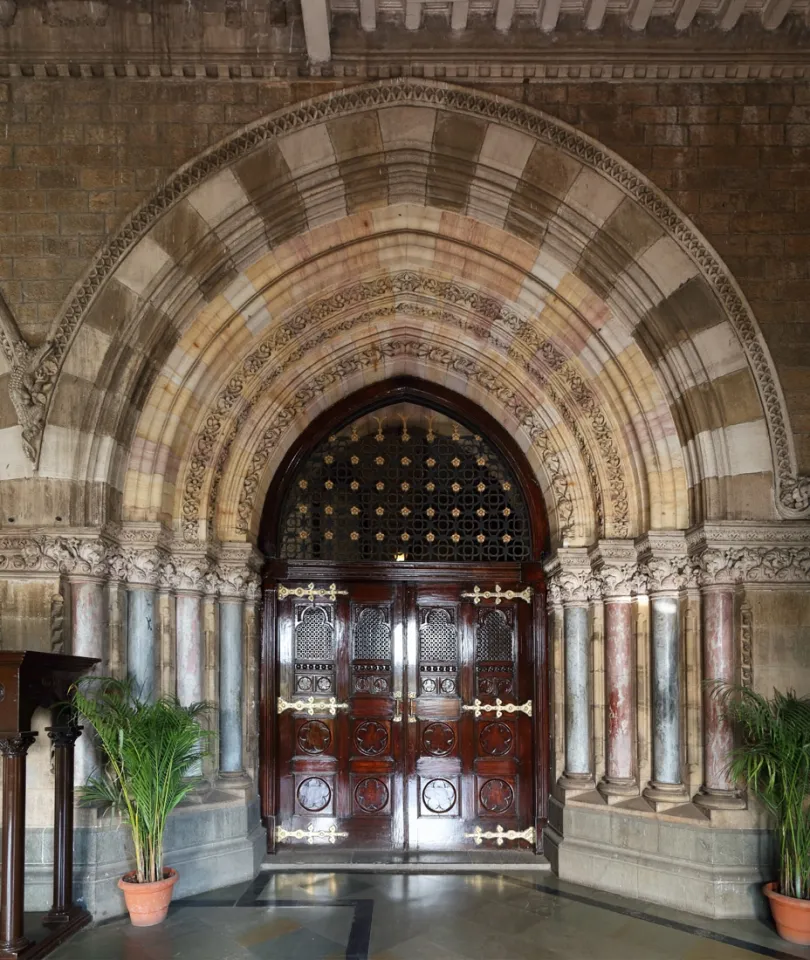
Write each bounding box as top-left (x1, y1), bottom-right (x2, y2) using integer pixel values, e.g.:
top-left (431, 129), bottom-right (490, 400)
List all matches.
top-left (600, 598), bottom-right (637, 799)
top-left (697, 580), bottom-right (744, 810)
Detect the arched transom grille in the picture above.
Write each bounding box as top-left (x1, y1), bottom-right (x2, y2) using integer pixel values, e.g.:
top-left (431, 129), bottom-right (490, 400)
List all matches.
top-left (278, 404), bottom-right (531, 561)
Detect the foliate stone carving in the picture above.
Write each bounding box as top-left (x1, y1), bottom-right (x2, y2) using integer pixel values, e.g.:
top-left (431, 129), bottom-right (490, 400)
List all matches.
top-left (169, 557), bottom-right (209, 593)
top-left (50, 593), bottom-right (65, 653)
top-left (233, 337), bottom-right (583, 539)
top-left (182, 275), bottom-right (624, 544)
top-left (545, 551), bottom-right (598, 605)
top-left (589, 540), bottom-right (639, 599)
top-left (0, 732), bottom-right (38, 758)
top-left (740, 601), bottom-right (753, 689)
top-left (688, 525), bottom-right (810, 586)
top-left (0, 535), bottom-right (109, 577)
top-left (19, 80), bottom-right (804, 520)
top-left (635, 533), bottom-right (694, 594)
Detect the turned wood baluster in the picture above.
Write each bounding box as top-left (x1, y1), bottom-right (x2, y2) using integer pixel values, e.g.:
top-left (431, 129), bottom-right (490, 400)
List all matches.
top-left (0, 732), bottom-right (38, 954)
top-left (45, 725), bottom-right (83, 925)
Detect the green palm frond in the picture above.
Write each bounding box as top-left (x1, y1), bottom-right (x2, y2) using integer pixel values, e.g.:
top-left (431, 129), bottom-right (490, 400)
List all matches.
top-left (71, 676), bottom-right (214, 884)
top-left (712, 683), bottom-right (810, 900)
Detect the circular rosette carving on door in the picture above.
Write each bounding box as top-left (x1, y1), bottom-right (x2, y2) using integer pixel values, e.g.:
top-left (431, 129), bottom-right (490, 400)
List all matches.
top-left (479, 778), bottom-right (514, 814)
top-left (297, 777), bottom-right (332, 813)
top-left (422, 778), bottom-right (457, 814)
top-left (297, 720), bottom-right (332, 755)
top-left (355, 777), bottom-right (389, 814)
top-left (479, 721), bottom-right (514, 757)
top-left (353, 720), bottom-right (389, 757)
top-left (422, 722), bottom-right (456, 757)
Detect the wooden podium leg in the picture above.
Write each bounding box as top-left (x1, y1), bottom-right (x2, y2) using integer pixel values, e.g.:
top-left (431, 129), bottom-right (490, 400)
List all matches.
top-left (45, 727), bottom-right (84, 925)
top-left (0, 732), bottom-right (37, 956)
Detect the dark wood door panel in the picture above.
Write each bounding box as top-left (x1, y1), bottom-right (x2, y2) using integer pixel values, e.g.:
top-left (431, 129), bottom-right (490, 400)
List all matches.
top-left (271, 567), bottom-right (542, 855)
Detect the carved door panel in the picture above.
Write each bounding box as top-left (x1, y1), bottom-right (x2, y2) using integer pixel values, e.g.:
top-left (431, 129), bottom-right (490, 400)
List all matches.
top-left (276, 581), bottom-right (404, 850)
top-left (405, 583), bottom-right (534, 851)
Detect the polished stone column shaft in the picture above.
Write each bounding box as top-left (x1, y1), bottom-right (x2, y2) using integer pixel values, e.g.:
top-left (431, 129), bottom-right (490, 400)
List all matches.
top-left (561, 603), bottom-right (592, 786)
top-left (599, 599), bottom-right (637, 797)
top-left (647, 594), bottom-right (684, 796)
top-left (127, 586), bottom-right (156, 701)
top-left (698, 587), bottom-right (744, 809)
top-left (176, 591), bottom-right (204, 777)
top-left (219, 598), bottom-right (244, 776)
top-left (70, 578), bottom-right (104, 783)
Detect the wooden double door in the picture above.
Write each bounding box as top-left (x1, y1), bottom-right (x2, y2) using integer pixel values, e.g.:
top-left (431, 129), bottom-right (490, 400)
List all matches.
top-left (267, 565), bottom-right (544, 854)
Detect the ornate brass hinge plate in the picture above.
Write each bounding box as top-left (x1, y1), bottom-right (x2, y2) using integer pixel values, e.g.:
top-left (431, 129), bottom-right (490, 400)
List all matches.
top-left (464, 825), bottom-right (536, 847)
top-left (461, 698), bottom-right (532, 719)
top-left (277, 696), bottom-right (349, 716)
top-left (276, 824), bottom-right (348, 845)
top-left (278, 582), bottom-right (349, 602)
top-left (461, 585), bottom-right (532, 605)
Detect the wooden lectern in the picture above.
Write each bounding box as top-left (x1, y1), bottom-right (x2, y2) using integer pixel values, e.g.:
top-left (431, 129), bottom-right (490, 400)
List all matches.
top-left (0, 652), bottom-right (99, 959)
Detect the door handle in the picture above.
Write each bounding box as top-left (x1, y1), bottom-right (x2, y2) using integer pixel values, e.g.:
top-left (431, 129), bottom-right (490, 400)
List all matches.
top-left (407, 691), bottom-right (417, 723)
top-left (461, 698), bottom-right (532, 719)
top-left (277, 696), bottom-right (349, 716)
top-left (393, 691), bottom-right (403, 723)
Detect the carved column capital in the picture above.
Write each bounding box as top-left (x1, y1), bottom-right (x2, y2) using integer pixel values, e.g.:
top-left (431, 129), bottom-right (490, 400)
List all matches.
top-left (589, 539), bottom-right (639, 600)
top-left (0, 731), bottom-right (38, 758)
top-left (635, 531), bottom-right (693, 595)
top-left (545, 549), bottom-right (598, 606)
top-left (46, 725), bottom-right (83, 748)
top-left (0, 532), bottom-right (111, 579)
top-left (687, 522), bottom-right (810, 587)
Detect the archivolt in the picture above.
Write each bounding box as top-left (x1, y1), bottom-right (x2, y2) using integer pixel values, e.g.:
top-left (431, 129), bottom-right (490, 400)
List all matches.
top-left (30, 78), bottom-right (795, 538)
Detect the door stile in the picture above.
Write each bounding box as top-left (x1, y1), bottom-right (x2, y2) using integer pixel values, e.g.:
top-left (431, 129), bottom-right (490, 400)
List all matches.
top-left (335, 591), bottom-right (351, 830)
top-left (525, 562), bottom-right (549, 849)
top-left (403, 581), bottom-right (418, 853)
top-left (390, 584), bottom-right (406, 852)
top-left (261, 583), bottom-right (278, 850)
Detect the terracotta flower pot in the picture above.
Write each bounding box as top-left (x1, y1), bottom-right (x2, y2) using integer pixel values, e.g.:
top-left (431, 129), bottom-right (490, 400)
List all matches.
top-left (118, 868), bottom-right (179, 927)
top-left (764, 882), bottom-right (810, 945)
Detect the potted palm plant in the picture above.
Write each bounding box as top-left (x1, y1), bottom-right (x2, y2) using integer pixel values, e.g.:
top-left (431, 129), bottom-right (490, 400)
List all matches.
top-left (715, 684), bottom-right (810, 944)
top-left (72, 677), bottom-right (213, 927)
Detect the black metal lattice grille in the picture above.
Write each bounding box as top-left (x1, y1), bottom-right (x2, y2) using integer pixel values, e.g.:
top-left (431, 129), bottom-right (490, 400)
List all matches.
top-left (278, 411), bottom-right (530, 561)
top-left (477, 610), bottom-right (513, 661)
top-left (419, 607), bottom-right (458, 662)
top-left (295, 605), bottom-right (333, 659)
top-left (354, 607), bottom-right (391, 661)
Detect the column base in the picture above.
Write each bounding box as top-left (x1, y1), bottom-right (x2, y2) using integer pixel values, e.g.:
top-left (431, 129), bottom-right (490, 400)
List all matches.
top-left (642, 780), bottom-right (689, 812)
top-left (557, 772), bottom-right (595, 794)
top-left (597, 777), bottom-right (639, 804)
top-left (43, 904), bottom-right (91, 928)
top-left (217, 771), bottom-right (253, 794)
top-left (694, 786), bottom-right (746, 813)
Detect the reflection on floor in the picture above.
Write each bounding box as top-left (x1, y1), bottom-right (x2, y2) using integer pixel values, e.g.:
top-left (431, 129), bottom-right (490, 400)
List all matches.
top-left (50, 870), bottom-right (810, 960)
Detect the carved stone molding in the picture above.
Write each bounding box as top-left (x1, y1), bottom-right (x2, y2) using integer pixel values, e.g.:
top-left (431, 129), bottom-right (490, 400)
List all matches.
top-left (180, 276), bottom-right (606, 545)
top-left (168, 556), bottom-right (210, 593)
top-left (231, 337), bottom-right (584, 542)
top-left (14, 79), bottom-right (801, 522)
top-left (0, 534), bottom-right (109, 578)
top-left (688, 522), bottom-right (810, 586)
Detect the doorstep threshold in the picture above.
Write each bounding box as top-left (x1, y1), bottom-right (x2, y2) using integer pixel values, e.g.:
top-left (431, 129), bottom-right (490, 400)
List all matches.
top-left (261, 852), bottom-right (551, 872)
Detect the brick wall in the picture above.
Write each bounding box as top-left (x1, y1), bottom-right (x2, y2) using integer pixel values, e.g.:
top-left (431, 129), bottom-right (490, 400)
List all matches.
top-left (0, 77), bottom-right (808, 469)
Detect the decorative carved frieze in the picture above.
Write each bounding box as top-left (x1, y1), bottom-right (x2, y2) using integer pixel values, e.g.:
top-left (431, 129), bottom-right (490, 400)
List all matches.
top-left (635, 531), bottom-right (694, 594)
top-left (589, 539), bottom-right (639, 599)
top-left (688, 523), bottom-right (810, 586)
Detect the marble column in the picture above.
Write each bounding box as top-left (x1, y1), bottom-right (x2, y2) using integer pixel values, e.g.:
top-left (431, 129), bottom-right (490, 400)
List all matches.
top-left (599, 598), bottom-right (637, 799)
top-left (219, 597), bottom-right (245, 777)
top-left (176, 591), bottom-right (204, 777)
top-left (697, 586), bottom-right (745, 810)
top-left (560, 603), bottom-right (593, 788)
top-left (644, 593), bottom-right (688, 805)
top-left (69, 578), bottom-right (105, 784)
top-left (127, 586), bottom-right (156, 702)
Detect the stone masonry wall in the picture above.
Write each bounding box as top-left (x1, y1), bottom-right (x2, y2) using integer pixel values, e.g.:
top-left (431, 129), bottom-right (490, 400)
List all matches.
top-left (0, 78), bottom-right (808, 470)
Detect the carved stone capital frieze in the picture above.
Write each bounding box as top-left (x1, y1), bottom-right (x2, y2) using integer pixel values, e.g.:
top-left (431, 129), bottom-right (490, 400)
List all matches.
top-left (635, 531), bottom-right (694, 594)
top-left (588, 539), bottom-right (639, 599)
top-left (688, 523), bottom-right (810, 587)
top-left (545, 549), bottom-right (598, 606)
top-left (0, 533), bottom-right (110, 578)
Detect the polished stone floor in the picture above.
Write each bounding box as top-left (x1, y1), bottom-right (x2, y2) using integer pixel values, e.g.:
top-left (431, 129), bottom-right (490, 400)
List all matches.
top-left (49, 870), bottom-right (810, 960)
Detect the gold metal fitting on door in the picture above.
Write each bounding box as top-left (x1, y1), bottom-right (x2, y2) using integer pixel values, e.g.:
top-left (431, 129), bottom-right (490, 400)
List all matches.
top-left (277, 696), bottom-right (349, 716)
top-left (461, 698), bottom-right (532, 719)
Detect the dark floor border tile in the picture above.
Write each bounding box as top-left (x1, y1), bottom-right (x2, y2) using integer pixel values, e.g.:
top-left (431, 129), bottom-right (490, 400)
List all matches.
top-left (501, 875), bottom-right (798, 960)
